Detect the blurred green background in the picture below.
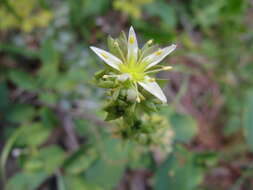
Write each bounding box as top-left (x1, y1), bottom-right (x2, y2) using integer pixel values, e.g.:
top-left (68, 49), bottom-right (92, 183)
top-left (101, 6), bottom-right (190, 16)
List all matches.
top-left (1, 0), bottom-right (253, 189)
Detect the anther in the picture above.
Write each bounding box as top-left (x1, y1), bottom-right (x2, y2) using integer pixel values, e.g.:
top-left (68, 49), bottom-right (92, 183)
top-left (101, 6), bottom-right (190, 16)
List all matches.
top-left (103, 74), bottom-right (117, 79)
top-left (162, 66), bottom-right (173, 70)
top-left (147, 39), bottom-right (153, 45)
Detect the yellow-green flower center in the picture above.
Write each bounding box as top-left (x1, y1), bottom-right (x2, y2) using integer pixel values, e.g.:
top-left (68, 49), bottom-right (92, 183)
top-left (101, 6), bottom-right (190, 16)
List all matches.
top-left (119, 62), bottom-right (146, 82)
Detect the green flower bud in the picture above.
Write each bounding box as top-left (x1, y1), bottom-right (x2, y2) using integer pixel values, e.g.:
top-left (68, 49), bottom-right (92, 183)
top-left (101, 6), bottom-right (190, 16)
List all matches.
top-left (98, 81), bottom-right (117, 88)
top-left (127, 89), bottom-right (137, 102)
top-left (120, 89), bottom-right (127, 97)
top-left (118, 73), bottom-right (130, 82)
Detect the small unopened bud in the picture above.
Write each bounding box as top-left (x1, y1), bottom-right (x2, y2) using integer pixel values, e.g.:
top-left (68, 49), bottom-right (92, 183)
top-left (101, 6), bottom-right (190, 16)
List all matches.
top-left (136, 96), bottom-right (141, 103)
top-left (127, 89), bottom-right (137, 102)
top-left (117, 74), bottom-right (130, 82)
top-left (147, 39), bottom-right (153, 45)
top-left (114, 41), bottom-right (119, 46)
top-left (162, 66), bottom-right (173, 71)
top-left (12, 148), bottom-right (22, 157)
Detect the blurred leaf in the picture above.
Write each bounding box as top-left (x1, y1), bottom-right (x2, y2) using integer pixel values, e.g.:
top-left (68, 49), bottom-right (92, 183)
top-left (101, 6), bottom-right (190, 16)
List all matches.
top-left (38, 145), bottom-right (66, 174)
top-left (0, 82), bottom-right (9, 111)
top-left (64, 175), bottom-right (103, 190)
top-left (39, 92), bottom-right (58, 105)
top-left (8, 70), bottom-right (37, 90)
top-left (85, 139), bottom-right (129, 190)
top-left (154, 146), bottom-right (204, 190)
top-left (40, 107), bottom-right (59, 128)
top-left (223, 116), bottom-right (241, 136)
top-left (38, 39), bottom-right (59, 88)
top-left (6, 172), bottom-right (48, 190)
top-left (0, 43), bottom-right (39, 58)
top-left (114, 0), bottom-right (153, 19)
top-left (16, 123), bottom-right (51, 147)
top-left (243, 90), bottom-right (253, 152)
top-left (56, 171), bottom-right (66, 190)
top-left (191, 0), bottom-right (224, 28)
top-left (170, 113), bottom-right (198, 143)
top-left (83, 0), bottom-right (110, 17)
top-left (134, 22), bottom-right (174, 43)
top-left (1, 126), bottom-right (26, 181)
top-left (6, 104), bottom-right (35, 123)
top-left (24, 145), bottom-right (66, 174)
top-left (64, 148), bottom-right (97, 175)
top-left (145, 1), bottom-right (176, 29)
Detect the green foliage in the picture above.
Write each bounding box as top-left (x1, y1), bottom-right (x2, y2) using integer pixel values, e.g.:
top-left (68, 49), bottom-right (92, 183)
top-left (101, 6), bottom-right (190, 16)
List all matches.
top-left (0, 0), bottom-right (52, 32)
top-left (6, 172), bottom-right (48, 190)
top-left (154, 147), bottom-right (204, 190)
top-left (243, 90), bottom-right (253, 152)
top-left (113, 0), bottom-right (153, 18)
top-left (170, 113), bottom-right (197, 143)
top-left (144, 1), bottom-right (176, 30)
top-left (16, 123), bottom-right (52, 147)
top-left (85, 139), bottom-right (129, 189)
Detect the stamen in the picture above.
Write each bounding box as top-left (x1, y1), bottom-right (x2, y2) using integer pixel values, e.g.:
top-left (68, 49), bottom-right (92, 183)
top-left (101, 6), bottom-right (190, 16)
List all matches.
top-left (103, 74), bottom-right (118, 79)
top-left (145, 66), bottom-right (173, 74)
top-left (137, 39), bottom-right (153, 63)
top-left (163, 66), bottom-right (173, 70)
top-left (114, 41), bottom-right (126, 62)
top-left (134, 82), bottom-right (141, 103)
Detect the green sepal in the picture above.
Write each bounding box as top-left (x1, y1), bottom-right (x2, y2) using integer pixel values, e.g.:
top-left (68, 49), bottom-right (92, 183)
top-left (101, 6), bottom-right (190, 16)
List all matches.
top-left (97, 81), bottom-right (117, 88)
top-left (143, 101), bottom-right (158, 112)
top-left (112, 88), bottom-right (120, 100)
top-left (105, 111), bottom-right (120, 121)
top-left (116, 31), bottom-right (128, 57)
top-left (141, 44), bottom-right (159, 59)
top-left (107, 36), bottom-right (119, 57)
top-left (94, 70), bottom-right (106, 79)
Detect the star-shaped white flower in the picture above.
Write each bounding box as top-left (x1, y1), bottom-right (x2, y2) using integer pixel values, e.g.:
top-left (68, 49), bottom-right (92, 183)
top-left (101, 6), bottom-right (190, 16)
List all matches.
top-left (90, 26), bottom-right (176, 103)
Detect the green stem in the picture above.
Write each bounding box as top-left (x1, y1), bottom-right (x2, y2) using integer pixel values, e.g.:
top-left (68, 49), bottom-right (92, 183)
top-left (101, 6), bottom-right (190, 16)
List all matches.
top-left (0, 126), bottom-right (25, 185)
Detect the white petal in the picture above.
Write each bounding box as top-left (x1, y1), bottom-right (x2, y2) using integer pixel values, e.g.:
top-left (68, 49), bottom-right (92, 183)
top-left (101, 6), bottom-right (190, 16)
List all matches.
top-left (142, 44), bottom-right (176, 70)
top-left (138, 77), bottom-right (167, 103)
top-left (90, 46), bottom-right (123, 71)
top-left (127, 26), bottom-right (138, 64)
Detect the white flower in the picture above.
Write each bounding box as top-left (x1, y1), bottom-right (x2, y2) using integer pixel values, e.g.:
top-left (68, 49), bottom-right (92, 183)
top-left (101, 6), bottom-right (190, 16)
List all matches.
top-left (90, 26), bottom-right (176, 103)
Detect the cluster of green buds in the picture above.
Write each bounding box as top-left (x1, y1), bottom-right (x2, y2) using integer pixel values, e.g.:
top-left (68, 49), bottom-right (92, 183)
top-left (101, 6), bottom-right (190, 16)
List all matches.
top-left (113, 114), bottom-right (174, 152)
top-left (91, 26), bottom-right (176, 147)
